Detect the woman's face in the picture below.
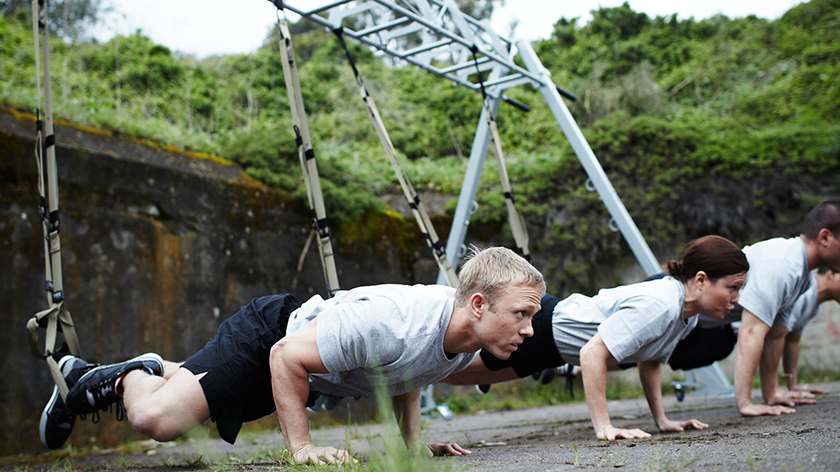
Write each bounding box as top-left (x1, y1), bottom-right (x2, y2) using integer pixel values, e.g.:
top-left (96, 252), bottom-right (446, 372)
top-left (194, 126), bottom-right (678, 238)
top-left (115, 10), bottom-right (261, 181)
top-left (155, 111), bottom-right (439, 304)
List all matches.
top-left (698, 271), bottom-right (748, 319)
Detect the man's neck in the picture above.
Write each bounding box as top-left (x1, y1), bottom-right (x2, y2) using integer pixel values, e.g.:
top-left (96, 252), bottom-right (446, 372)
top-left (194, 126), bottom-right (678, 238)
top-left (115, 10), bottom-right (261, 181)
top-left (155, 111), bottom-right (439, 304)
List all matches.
top-left (442, 306), bottom-right (479, 355)
top-left (802, 234), bottom-right (821, 271)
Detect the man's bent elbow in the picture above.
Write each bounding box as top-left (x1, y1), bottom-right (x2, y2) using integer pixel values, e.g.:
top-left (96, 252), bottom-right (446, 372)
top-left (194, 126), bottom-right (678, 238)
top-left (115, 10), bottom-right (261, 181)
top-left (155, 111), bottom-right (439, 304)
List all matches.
top-left (269, 338), bottom-right (292, 372)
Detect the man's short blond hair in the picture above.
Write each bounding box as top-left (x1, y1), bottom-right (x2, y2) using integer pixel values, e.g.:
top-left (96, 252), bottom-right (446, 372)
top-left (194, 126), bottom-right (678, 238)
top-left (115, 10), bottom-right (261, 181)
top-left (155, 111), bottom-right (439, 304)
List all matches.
top-left (454, 246), bottom-right (546, 309)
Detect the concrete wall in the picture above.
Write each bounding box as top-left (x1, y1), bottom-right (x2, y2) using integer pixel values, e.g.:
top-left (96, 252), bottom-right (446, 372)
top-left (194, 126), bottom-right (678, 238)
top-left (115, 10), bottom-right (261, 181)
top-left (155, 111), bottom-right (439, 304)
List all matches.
top-left (0, 108), bottom-right (439, 455)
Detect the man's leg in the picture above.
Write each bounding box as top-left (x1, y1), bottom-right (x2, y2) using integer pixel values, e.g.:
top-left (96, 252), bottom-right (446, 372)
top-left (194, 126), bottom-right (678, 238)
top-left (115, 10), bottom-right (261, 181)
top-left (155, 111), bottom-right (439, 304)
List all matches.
top-left (122, 365), bottom-right (210, 442)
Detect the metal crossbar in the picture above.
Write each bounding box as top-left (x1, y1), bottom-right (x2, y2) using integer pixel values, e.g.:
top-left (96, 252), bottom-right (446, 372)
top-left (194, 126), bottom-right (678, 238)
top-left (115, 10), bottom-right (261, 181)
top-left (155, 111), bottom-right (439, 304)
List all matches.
top-left (281, 0), bottom-right (540, 98)
top-left (274, 0), bottom-right (733, 400)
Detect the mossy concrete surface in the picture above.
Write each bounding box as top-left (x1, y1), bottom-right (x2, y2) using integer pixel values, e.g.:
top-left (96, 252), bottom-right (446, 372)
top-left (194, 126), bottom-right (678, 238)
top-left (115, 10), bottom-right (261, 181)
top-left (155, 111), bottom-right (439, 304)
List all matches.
top-left (3, 383), bottom-right (839, 471)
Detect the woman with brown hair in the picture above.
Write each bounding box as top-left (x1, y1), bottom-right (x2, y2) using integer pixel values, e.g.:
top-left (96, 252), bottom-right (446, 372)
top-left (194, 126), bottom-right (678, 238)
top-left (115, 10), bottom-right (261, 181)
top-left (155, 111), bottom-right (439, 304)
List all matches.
top-left (444, 235), bottom-right (749, 441)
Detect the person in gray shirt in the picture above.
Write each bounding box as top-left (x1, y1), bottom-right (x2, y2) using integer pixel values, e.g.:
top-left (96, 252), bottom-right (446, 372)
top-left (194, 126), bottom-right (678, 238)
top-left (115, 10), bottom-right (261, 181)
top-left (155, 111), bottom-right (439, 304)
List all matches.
top-left (732, 201), bottom-right (840, 417)
top-left (781, 268), bottom-right (840, 395)
top-left (43, 246), bottom-right (545, 464)
top-left (444, 235), bottom-right (749, 441)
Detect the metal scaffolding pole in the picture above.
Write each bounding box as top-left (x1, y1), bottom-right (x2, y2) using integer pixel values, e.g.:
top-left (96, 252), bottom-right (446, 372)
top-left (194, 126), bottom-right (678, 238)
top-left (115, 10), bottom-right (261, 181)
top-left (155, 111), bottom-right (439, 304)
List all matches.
top-left (281, 0), bottom-right (734, 402)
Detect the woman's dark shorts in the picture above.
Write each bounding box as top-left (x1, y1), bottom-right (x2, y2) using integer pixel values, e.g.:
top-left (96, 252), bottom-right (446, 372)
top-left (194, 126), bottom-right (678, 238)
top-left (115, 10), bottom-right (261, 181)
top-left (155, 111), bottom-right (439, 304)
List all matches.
top-left (667, 324), bottom-right (737, 371)
top-left (479, 293), bottom-right (565, 378)
top-left (182, 294), bottom-right (301, 443)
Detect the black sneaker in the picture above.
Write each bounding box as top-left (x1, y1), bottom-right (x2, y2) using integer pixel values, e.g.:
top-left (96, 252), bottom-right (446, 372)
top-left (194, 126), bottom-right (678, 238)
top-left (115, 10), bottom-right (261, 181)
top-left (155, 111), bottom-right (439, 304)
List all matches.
top-left (66, 353), bottom-right (164, 415)
top-left (476, 384), bottom-right (491, 395)
top-left (39, 355), bottom-right (92, 449)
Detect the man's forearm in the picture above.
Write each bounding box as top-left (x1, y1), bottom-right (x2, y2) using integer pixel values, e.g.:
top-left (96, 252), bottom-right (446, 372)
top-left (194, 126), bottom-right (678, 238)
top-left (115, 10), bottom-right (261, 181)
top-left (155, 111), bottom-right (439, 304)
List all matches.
top-left (272, 363), bottom-right (313, 450)
top-left (734, 312), bottom-right (771, 410)
top-left (393, 389), bottom-right (423, 447)
top-left (758, 324), bottom-right (787, 402)
top-left (782, 333), bottom-right (801, 390)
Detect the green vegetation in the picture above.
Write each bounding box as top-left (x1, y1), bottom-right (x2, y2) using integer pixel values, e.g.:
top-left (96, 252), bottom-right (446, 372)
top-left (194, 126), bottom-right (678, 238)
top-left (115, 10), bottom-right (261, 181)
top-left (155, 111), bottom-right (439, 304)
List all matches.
top-left (2, 0), bottom-right (840, 295)
top-left (435, 376), bottom-right (645, 415)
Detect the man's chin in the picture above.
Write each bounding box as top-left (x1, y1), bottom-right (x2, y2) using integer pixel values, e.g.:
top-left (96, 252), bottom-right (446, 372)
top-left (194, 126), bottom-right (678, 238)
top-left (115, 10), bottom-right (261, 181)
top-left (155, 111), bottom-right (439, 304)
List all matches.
top-left (490, 347), bottom-right (515, 360)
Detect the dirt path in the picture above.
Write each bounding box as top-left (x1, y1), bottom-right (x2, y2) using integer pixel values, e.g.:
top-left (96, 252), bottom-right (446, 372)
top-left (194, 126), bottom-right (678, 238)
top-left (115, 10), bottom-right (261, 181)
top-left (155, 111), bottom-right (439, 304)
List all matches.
top-left (4, 382), bottom-right (840, 471)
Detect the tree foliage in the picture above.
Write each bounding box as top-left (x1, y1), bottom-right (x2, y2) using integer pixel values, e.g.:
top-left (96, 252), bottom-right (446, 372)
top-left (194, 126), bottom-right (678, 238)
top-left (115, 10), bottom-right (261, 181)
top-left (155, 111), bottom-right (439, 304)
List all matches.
top-left (2, 0), bottom-right (839, 294)
top-left (1, 0), bottom-right (105, 41)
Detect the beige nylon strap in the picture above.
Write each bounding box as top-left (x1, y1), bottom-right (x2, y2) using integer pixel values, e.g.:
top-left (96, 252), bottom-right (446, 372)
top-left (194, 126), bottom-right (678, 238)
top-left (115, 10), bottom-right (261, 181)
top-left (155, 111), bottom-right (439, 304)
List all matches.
top-left (485, 106), bottom-right (531, 260)
top-left (277, 19), bottom-right (341, 295)
top-left (358, 82), bottom-right (459, 286)
top-left (26, 0), bottom-right (82, 402)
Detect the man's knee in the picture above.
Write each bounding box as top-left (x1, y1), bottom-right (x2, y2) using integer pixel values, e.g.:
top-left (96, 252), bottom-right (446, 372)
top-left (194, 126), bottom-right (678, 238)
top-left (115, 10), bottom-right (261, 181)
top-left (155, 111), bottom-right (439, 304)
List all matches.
top-left (128, 402), bottom-right (191, 442)
top-left (128, 403), bottom-right (174, 440)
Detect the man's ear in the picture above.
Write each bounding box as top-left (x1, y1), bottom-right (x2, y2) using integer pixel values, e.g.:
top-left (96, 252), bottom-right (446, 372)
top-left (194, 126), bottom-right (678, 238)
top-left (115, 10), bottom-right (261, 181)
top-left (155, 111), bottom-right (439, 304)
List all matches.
top-left (818, 228), bottom-right (834, 246)
top-left (469, 293), bottom-right (486, 319)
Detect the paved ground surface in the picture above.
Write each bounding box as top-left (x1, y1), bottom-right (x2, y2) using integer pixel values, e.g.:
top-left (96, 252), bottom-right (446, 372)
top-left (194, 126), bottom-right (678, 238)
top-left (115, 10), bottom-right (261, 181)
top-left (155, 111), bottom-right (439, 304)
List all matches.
top-left (4, 382), bottom-right (840, 471)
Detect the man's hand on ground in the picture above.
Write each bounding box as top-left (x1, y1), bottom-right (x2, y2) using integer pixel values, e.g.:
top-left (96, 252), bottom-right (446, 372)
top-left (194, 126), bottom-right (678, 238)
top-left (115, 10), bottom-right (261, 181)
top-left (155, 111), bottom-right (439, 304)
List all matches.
top-left (425, 442), bottom-right (472, 456)
top-left (790, 385), bottom-right (828, 395)
top-left (738, 402), bottom-right (795, 416)
top-left (291, 442), bottom-right (356, 465)
top-left (767, 391), bottom-right (816, 406)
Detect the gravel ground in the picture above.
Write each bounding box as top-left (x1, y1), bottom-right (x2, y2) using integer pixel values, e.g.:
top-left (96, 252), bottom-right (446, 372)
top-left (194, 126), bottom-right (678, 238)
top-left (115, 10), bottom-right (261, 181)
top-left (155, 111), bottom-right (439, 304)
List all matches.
top-left (4, 382), bottom-right (839, 471)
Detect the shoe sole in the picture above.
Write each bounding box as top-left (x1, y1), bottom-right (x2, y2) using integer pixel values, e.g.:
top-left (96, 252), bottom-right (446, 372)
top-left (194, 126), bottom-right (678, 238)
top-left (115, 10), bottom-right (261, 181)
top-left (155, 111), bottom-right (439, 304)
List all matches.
top-left (39, 355), bottom-right (78, 449)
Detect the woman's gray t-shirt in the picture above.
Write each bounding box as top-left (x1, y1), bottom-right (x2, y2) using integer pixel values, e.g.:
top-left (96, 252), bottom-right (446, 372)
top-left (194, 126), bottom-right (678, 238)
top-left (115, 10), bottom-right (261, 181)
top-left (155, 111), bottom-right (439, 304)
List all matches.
top-left (552, 276), bottom-right (695, 365)
top-left (285, 284), bottom-right (476, 398)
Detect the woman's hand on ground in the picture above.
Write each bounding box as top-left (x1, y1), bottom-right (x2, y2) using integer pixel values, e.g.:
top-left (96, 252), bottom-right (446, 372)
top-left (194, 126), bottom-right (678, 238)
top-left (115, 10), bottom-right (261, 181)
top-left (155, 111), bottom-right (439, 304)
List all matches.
top-left (657, 418), bottom-right (708, 432)
top-left (596, 424), bottom-right (651, 441)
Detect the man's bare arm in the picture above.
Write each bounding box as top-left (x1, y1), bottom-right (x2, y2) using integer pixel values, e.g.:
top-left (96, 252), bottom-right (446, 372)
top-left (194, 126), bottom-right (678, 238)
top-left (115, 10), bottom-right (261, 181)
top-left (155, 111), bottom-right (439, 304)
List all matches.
top-left (782, 331), bottom-right (802, 390)
top-left (783, 332), bottom-right (828, 394)
top-left (734, 311), bottom-right (794, 416)
top-left (759, 322), bottom-right (788, 402)
top-left (392, 389), bottom-right (471, 457)
top-left (760, 322), bottom-right (817, 406)
top-left (269, 320), bottom-right (353, 464)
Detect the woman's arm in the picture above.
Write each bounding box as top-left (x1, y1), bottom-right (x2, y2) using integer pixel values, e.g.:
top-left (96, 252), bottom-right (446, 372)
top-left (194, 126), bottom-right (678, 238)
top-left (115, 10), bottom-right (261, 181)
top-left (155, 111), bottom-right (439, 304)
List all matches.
top-left (580, 333), bottom-right (650, 441)
top-left (638, 360), bottom-right (708, 433)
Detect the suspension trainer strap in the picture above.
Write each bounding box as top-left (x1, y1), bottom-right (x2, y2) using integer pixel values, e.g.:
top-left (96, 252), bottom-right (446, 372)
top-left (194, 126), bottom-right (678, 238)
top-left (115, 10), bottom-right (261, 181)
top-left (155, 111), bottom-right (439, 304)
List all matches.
top-left (25, 0), bottom-right (82, 402)
top-left (276, 15), bottom-right (341, 295)
top-left (334, 29), bottom-right (458, 287)
top-left (471, 49), bottom-right (531, 261)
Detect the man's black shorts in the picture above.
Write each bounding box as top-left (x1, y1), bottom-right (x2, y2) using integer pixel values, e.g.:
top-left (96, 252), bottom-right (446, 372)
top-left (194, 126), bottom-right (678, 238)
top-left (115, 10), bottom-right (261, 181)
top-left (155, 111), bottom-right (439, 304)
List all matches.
top-left (479, 294), bottom-right (565, 377)
top-left (181, 294), bottom-right (301, 442)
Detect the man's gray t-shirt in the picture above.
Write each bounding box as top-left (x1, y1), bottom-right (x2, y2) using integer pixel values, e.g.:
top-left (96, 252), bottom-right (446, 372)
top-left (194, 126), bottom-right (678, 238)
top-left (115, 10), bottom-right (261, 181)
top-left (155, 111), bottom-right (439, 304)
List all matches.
top-left (552, 276), bottom-right (696, 366)
top-left (285, 284), bottom-right (476, 398)
top-left (786, 271), bottom-right (819, 334)
top-left (737, 237), bottom-right (811, 328)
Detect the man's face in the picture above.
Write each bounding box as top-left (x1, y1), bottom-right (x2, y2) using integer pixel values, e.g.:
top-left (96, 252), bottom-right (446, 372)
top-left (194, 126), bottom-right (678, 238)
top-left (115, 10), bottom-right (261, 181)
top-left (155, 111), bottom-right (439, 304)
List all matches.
top-left (824, 271), bottom-right (840, 301)
top-left (819, 230), bottom-right (840, 272)
top-left (479, 283), bottom-right (542, 360)
top-left (698, 272), bottom-right (748, 320)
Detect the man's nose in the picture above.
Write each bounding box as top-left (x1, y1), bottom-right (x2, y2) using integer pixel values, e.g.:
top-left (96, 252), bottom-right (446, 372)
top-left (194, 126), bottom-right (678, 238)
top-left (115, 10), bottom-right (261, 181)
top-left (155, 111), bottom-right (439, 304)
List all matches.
top-left (521, 321), bottom-right (534, 337)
